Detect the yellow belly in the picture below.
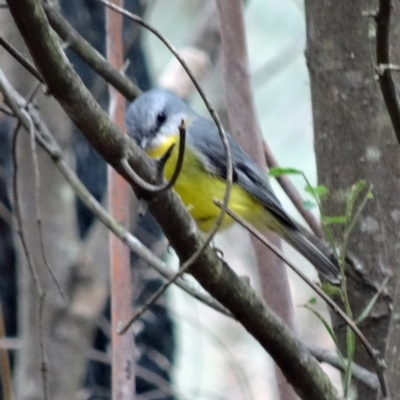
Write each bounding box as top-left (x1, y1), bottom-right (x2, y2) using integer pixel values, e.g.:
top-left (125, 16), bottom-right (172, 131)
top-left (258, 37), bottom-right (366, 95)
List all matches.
top-left (147, 136), bottom-right (277, 233)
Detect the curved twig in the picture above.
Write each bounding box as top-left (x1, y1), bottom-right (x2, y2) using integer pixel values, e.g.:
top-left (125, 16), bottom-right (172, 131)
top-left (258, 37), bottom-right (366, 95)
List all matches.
top-left (120, 120), bottom-right (186, 194)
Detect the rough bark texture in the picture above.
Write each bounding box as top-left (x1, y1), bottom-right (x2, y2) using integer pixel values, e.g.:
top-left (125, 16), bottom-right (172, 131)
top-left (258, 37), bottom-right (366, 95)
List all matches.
top-left (305, 1), bottom-right (400, 398)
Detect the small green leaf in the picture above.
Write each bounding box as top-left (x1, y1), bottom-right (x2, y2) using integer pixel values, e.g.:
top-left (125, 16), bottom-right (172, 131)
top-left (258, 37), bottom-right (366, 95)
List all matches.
top-left (304, 184), bottom-right (329, 200)
top-left (321, 282), bottom-right (343, 299)
top-left (302, 200), bottom-right (316, 210)
top-left (269, 167), bottom-right (302, 177)
top-left (324, 215), bottom-right (347, 225)
top-left (345, 180), bottom-right (367, 218)
top-left (308, 297), bottom-right (317, 304)
top-left (352, 180), bottom-right (367, 192)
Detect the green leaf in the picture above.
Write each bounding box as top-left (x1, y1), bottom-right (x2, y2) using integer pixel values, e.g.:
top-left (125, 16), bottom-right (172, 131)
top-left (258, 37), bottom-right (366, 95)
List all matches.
top-left (321, 282), bottom-right (343, 299)
top-left (302, 200), bottom-right (316, 210)
top-left (308, 297), bottom-right (317, 304)
top-left (345, 180), bottom-right (367, 219)
top-left (324, 215), bottom-right (347, 225)
top-left (304, 184), bottom-right (329, 200)
top-left (269, 167), bottom-right (302, 177)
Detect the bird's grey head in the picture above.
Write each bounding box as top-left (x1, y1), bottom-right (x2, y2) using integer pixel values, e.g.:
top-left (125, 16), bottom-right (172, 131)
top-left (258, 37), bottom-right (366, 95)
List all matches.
top-left (125, 88), bottom-right (193, 150)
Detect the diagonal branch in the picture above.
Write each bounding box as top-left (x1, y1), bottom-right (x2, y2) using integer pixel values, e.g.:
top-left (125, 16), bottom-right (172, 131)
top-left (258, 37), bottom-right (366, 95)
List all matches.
top-left (43, 4), bottom-right (140, 101)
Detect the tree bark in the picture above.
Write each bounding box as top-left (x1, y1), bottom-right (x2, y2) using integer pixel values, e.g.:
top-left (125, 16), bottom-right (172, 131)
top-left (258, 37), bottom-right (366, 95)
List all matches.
top-left (305, 1), bottom-right (400, 398)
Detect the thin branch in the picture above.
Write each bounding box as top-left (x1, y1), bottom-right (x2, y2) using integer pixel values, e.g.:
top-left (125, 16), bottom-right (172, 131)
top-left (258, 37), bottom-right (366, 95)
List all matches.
top-left (215, 200), bottom-right (387, 397)
top-left (4, 77), bottom-right (64, 299)
top-left (305, 342), bottom-right (379, 390)
top-left (0, 36), bottom-right (43, 83)
top-left (0, 106), bottom-right (14, 117)
top-left (11, 122), bottom-right (42, 294)
top-left (26, 92), bottom-right (66, 300)
top-left (11, 121), bottom-right (49, 400)
top-left (88, 349), bottom-right (178, 398)
top-left (43, 3), bottom-right (140, 101)
top-left (119, 120), bottom-right (186, 195)
top-left (38, 294), bottom-right (49, 400)
top-left (376, 0), bottom-right (400, 144)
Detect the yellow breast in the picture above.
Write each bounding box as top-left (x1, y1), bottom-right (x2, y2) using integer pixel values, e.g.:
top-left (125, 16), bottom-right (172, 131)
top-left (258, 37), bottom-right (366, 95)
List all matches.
top-left (146, 135), bottom-right (272, 232)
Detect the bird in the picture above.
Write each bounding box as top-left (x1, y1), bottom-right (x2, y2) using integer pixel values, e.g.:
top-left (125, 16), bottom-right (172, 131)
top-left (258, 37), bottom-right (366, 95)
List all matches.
top-left (125, 88), bottom-right (339, 282)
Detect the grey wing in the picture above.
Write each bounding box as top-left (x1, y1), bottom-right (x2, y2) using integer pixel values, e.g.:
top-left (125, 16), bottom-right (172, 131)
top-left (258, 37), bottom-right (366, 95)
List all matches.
top-left (187, 117), bottom-right (297, 230)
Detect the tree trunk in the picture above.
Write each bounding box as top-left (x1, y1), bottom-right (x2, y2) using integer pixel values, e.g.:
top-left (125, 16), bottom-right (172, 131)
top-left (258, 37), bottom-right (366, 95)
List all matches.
top-left (305, 1), bottom-right (400, 398)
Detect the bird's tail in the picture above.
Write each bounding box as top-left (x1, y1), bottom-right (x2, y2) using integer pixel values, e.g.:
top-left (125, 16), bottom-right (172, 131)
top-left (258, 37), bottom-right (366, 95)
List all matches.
top-left (283, 228), bottom-right (340, 284)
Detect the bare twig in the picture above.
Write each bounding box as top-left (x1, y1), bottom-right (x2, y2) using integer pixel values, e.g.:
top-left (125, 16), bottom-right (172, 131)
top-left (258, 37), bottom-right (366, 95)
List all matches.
top-left (120, 120), bottom-right (187, 194)
top-left (0, 36), bottom-right (43, 83)
top-left (88, 348), bottom-right (179, 398)
top-left (306, 342), bottom-right (379, 390)
top-left (4, 78), bottom-right (64, 299)
top-left (376, 0), bottom-right (400, 144)
top-left (38, 294), bottom-right (49, 400)
top-left (11, 122), bottom-right (42, 293)
top-left (43, 3), bottom-right (140, 101)
top-left (11, 123), bottom-right (49, 400)
top-left (26, 99), bottom-right (66, 300)
top-left (215, 200), bottom-right (387, 397)
top-left (0, 106), bottom-right (14, 117)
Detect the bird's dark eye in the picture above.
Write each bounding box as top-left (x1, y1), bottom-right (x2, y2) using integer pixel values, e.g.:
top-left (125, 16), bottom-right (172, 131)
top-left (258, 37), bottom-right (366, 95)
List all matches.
top-left (156, 111), bottom-right (167, 126)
